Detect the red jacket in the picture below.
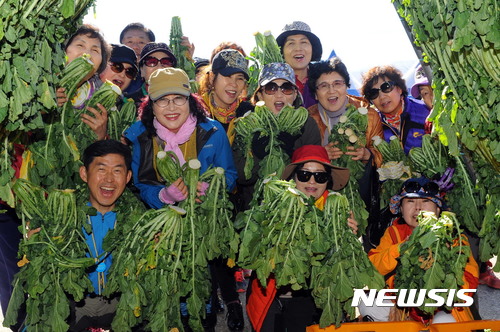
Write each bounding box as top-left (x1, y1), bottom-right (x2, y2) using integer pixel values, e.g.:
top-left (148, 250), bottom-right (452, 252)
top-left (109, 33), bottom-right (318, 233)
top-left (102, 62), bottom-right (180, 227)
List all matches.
top-left (246, 277), bottom-right (277, 332)
top-left (246, 191), bottom-right (330, 331)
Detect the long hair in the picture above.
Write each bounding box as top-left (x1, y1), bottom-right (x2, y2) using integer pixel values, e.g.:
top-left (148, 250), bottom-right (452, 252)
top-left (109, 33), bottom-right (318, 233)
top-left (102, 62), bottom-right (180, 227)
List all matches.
top-left (140, 94), bottom-right (209, 137)
top-left (198, 67), bottom-right (214, 96)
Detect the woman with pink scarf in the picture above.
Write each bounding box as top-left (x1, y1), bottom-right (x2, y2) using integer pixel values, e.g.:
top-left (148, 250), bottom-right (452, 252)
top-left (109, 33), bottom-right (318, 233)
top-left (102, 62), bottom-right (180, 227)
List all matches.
top-left (124, 67), bottom-right (237, 210)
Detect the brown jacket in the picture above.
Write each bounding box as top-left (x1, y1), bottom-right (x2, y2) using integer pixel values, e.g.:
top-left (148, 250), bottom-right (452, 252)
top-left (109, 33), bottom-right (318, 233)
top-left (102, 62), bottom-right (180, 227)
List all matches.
top-left (308, 95), bottom-right (383, 167)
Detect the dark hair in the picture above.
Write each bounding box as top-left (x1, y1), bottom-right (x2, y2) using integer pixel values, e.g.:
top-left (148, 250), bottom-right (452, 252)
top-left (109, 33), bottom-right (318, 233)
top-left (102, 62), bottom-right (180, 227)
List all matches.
top-left (140, 94), bottom-right (209, 137)
top-left (119, 22), bottom-right (155, 43)
top-left (291, 162), bottom-right (333, 190)
top-left (65, 24), bottom-right (111, 75)
top-left (307, 57), bottom-right (351, 93)
top-left (360, 65), bottom-right (408, 100)
top-left (82, 139), bottom-right (132, 170)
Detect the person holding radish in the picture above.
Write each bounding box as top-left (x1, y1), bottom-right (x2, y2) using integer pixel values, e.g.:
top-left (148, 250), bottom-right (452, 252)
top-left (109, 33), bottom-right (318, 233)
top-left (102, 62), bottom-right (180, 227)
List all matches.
top-left (123, 67), bottom-right (236, 208)
top-left (307, 58), bottom-right (384, 252)
top-left (250, 62), bottom-right (321, 155)
top-left (307, 58), bottom-right (383, 166)
top-left (233, 62), bottom-right (321, 211)
top-left (246, 144), bottom-right (357, 332)
top-left (360, 177), bottom-right (479, 324)
top-left (197, 47), bottom-right (252, 331)
top-left (198, 48), bottom-right (254, 144)
top-left (68, 139), bottom-right (146, 332)
top-left (123, 67), bottom-right (237, 331)
top-left (56, 24), bottom-right (112, 141)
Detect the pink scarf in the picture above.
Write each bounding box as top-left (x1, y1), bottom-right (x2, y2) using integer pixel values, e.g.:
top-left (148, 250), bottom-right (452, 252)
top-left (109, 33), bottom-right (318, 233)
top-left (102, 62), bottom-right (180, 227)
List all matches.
top-left (153, 114), bottom-right (197, 165)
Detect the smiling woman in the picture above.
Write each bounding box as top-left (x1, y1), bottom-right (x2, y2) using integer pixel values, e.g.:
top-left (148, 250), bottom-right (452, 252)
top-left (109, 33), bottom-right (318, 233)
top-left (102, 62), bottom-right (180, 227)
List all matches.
top-left (99, 44), bottom-right (138, 91)
top-left (122, 67), bottom-right (238, 330)
top-left (123, 67), bottom-right (237, 209)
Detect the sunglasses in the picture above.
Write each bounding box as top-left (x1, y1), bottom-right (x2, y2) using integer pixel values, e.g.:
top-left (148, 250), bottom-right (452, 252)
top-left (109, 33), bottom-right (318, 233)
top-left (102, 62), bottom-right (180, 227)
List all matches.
top-left (143, 56), bottom-right (174, 68)
top-left (365, 81), bottom-right (396, 100)
top-left (295, 170), bottom-right (330, 184)
top-left (263, 82), bottom-right (296, 95)
top-left (110, 62), bottom-right (137, 79)
top-left (402, 181), bottom-right (440, 196)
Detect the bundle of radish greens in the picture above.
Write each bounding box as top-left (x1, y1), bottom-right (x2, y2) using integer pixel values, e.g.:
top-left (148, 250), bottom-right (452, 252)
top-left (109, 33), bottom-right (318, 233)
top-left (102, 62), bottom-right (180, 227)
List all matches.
top-left (327, 104), bottom-right (371, 234)
top-left (104, 158), bottom-right (238, 331)
top-left (236, 179), bottom-right (384, 328)
top-left (393, 0), bottom-right (500, 271)
top-left (395, 211), bottom-right (472, 315)
top-left (233, 102), bottom-right (309, 202)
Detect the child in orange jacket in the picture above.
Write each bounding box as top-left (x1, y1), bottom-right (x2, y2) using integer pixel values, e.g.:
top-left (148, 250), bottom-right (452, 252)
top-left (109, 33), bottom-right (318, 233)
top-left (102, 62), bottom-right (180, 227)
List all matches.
top-left (361, 177), bottom-right (479, 324)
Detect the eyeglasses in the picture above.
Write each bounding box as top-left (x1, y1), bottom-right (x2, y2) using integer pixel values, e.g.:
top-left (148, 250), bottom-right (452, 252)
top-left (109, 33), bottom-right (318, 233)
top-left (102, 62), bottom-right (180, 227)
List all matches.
top-left (154, 96), bottom-right (188, 108)
top-left (143, 56), bottom-right (174, 68)
top-left (263, 82), bottom-right (296, 95)
top-left (295, 170), bottom-right (330, 184)
top-left (402, 181), bottom-right (440, 196)
top-left (109, 62), bottom-right (137, 79)
top-left (365, 81), bottom-right (396, 100)
top-left (316, 80), bottom-right (346, 91)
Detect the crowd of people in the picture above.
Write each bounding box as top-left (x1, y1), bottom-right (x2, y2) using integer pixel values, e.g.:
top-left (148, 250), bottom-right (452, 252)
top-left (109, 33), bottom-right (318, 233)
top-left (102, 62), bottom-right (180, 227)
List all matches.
top-left (1, 19), bottom-right (498, 332)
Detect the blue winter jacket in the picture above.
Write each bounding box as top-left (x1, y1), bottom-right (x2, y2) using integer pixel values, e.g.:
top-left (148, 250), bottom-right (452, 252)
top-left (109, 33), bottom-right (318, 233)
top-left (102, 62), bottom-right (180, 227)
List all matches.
top-left (379, 97), bottom-right (430, 154)
top-left (124, 119), bottom-right (237, 209)
top-left (83, 208), bottom-right (116, 294)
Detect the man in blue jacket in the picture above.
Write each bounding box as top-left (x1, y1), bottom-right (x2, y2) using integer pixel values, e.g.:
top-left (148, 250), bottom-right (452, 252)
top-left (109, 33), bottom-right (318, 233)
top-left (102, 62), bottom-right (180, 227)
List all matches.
top-left (70, 139), bottom-right (137, 331)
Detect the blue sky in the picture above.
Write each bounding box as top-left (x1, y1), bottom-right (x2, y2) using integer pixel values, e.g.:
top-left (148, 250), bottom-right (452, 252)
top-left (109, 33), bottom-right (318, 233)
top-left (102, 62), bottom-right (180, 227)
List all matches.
top-left (83, 0), bottom-right (420, 89)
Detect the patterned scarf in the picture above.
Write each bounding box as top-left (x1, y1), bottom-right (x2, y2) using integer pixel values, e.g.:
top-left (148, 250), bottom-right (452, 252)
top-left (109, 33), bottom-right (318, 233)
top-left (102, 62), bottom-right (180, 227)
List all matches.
top-left (384, 99), bottom-right (405, 131)
top-left (203, 92), bottom-right (240, 124)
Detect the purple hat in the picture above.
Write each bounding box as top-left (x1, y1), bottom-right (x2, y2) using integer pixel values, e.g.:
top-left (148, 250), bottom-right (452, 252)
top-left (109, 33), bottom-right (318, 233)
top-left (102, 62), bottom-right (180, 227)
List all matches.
top-left (410, 65), bottom-right (430, 98)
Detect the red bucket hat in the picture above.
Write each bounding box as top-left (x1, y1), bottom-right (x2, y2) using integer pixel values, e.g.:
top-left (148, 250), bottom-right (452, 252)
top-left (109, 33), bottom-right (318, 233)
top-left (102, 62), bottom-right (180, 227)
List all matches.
top-left (280, 145), bottom-right (350, 191)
